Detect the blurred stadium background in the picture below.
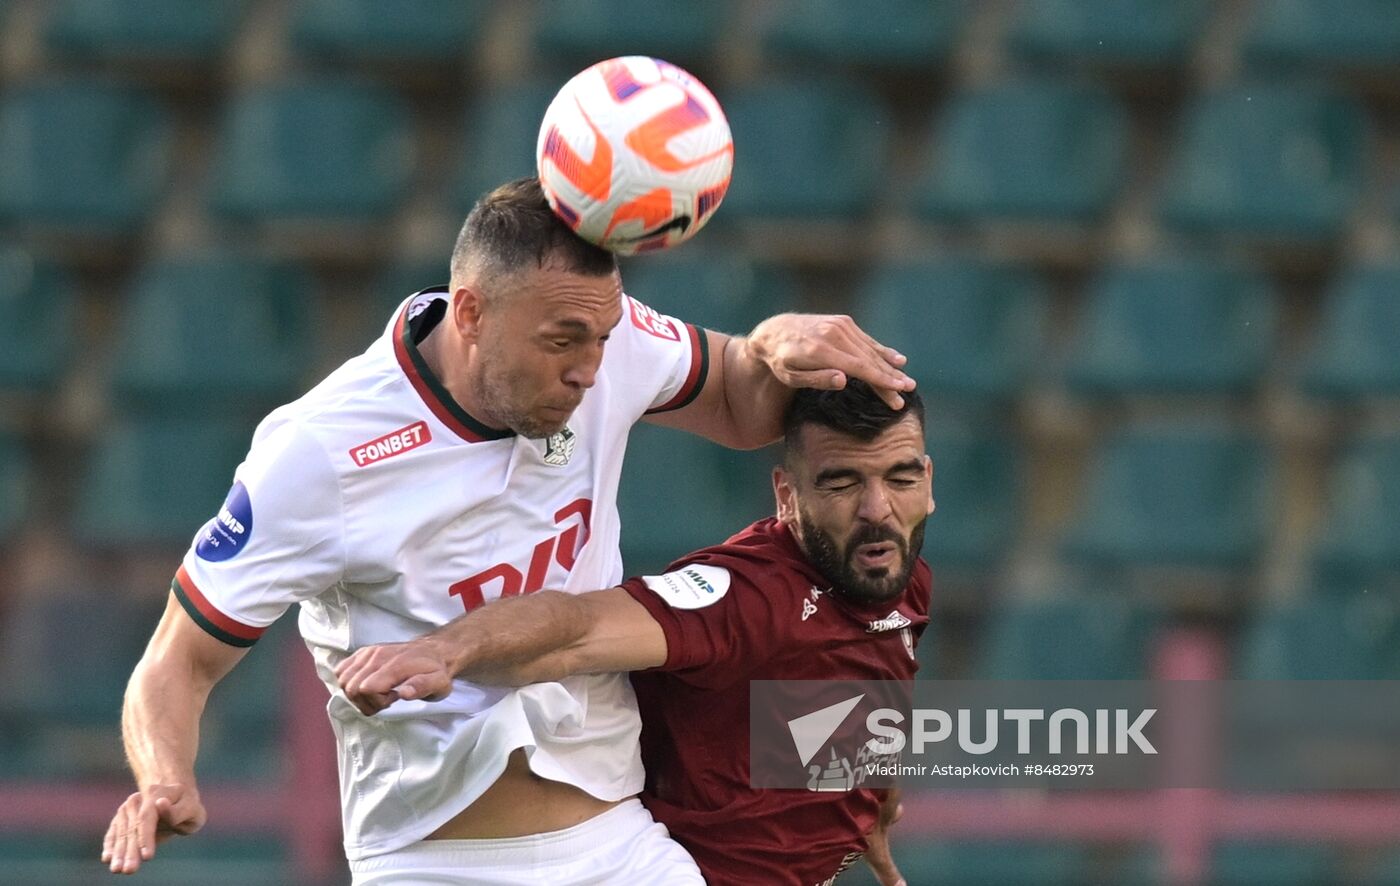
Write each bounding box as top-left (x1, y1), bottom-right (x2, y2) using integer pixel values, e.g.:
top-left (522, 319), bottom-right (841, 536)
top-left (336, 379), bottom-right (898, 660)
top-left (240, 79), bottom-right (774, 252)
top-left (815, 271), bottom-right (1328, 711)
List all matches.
top-left (1, 0), bottom-right (1399, 883)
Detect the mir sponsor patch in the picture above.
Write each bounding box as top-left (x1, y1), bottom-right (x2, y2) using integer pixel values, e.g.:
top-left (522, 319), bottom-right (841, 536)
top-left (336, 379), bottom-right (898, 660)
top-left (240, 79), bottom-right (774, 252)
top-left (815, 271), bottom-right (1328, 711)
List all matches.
top-left (196, 480), bottom-right (254, 562)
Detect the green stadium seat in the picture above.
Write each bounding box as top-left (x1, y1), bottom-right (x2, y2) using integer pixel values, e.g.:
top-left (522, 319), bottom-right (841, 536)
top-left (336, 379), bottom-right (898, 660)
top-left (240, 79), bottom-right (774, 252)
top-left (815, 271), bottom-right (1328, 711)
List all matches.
top-left (1009, 0), bottom-right (1213, 67)
top-left (45, 0), bottom-right (250, 61)
top-left (111, 255), bottom-right (314, 417)
top-left (1311, 437), bottom-right (1400, 583)
top-left (73, 418), bottom-right (252, 547)
top-left (453, 81), bottom-right (558, 213)
top-left (207, 80), bottom-right (413, 222)
top-left (974, 597), bottom-right (1155, 680)
top-left (199, 615), bottom-right (295, 779)
top-left (762, 0), bottom-right (968, 68)
top-left (1208, 842), bottom-right (1342, 886)
top-left (1158, 84), bottom-right (1368, 241)
top-left (0, 587), bottom-right (163, 779)
top-left (618, 251), bottom-right (796, 335)
top-left (1243, 0), bottom-right (1400, 71)
top-left (1235, 596), bottom-right (1399, 680)
top-left (1373, 849), bottom-right (1400, 886)
top-left (865, 840), bottom-right (1095, 886)
top-left (0, 434), bottom-right (26, 543)
top-left (916, 82), bottom-right (1129, 222)
top-left (291, 0), bottom-right (486, 62)
top-left (1065, 261), bottom-right (1277, 397)
top-left (113, 837), bottom-right (289, 886)
top-left (0, 250), bottom-right (74, 392)
top-left (854, 259), bottom-right (1047, 403)
top-left (721, 81), bottom-right (891, 219)
top-left (619, 424), bottom-right (777, 574)
top-left (0, 834), bottom-right (288, 886)
top-left (1061, 427), bottom-right (1271, 570)
top-left (0, 81), bottom-right (169, 232)
top-left (923, 430), bottom-right (1019, 570)
top-left (1299, 266), bottom-right (1400, 399)
top-left (534, 0), bottom-right (721, 65)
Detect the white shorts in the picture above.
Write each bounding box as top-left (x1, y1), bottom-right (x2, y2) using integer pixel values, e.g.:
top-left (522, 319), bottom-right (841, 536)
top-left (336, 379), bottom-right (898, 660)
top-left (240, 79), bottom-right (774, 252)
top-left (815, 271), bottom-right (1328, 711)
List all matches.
top-left (348, 798), bottom-right (704, 885)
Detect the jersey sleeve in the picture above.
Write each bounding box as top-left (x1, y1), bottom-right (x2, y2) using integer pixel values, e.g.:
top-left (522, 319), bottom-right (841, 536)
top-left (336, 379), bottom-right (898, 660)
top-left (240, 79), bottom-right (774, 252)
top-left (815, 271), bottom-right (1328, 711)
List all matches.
top-left (174, 420), bottom-right (346, 647)
top-left (621, 554), bottom-right (796, 689)
top-left (614, 294), bottom-right (710, 415)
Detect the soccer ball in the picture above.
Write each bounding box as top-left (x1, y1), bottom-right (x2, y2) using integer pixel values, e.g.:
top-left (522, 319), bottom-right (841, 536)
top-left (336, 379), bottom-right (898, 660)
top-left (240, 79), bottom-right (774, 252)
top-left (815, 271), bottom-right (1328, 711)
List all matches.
top-left (536, 56), bottom-right (733, 255)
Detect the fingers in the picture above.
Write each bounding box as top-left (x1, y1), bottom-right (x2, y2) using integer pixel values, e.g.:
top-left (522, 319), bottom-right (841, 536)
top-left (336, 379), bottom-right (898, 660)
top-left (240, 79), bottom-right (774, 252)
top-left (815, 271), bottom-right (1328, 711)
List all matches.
top-left (395, 673), bottom-right (451, 703)
top-left (102, 792), bottom-right (153, 874)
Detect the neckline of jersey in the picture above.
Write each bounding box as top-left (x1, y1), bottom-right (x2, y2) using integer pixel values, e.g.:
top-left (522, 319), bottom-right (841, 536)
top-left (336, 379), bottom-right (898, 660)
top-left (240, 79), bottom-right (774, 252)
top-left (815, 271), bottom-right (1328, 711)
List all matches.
top-left (391, 293), bottom-right (516, 444)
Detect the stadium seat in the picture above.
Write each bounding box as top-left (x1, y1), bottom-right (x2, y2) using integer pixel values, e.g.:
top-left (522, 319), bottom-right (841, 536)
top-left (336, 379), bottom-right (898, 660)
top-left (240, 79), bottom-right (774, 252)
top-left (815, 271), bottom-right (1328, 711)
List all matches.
top-left (207, 80), bottom-right (413, 223)
top-left (1157, 84), bottom-right (1368, 241)
top-left (618, 252), bottom-right (797, 335)
top-left (0, 434), bottom-right (27, 543)
top-left (1009, 0), bottom-right (1214, 67)
top-left (111, 254), bottom-right (315, 417)
top-left (0, 81), bottom-right (169, 232)
top-left (0, 250), bottom-right (75, 392)
top-left (291, 0), bottom-right (485, 61)
top-left (1208, 842), bottom-right (1342, 886)
top-left (453, 81), bottom-right (558, 214)
top-left (1235, 596), bottom-right (1399, 680)
top-left (923, 430), bottom-right (1020, 570)
top-left (854, 259), bottom-right (1047, 403)
top-left (1243, 0), bottom-right (1400, 71)
top-left (1061, 427), bottom-right (1271, 571)
top-left (199, 615), bottom-right (295, 779)
top-left (0, 834), bottom-right (288, 886)
top-left (1311, 436), bottom-right (1400, 583)
top-left (762, 0), bottom-right (968, 68)
top-left (45, 0), bottom-right (250, 61)
top-left (720, 81), bottom-right (891, 219)
top-left (72, 418), bottom-right (252, 547)
top-left (619, 423), bottom-right (777, 574)
top-left (852, 840), bottom-right (1095, 886)
top-left (0, 585), bottom-right (164, 779)
top-left (916, 81), bottom-right (1129, 222)
top-left (534, 0), bottom-right (721, 64)
top-left (973, 597), bottom-right (1156, 680)
top-left (1065, 261), bottom-right (1277, 397)
top-left (1298, 265), bottom-right (1400, 399)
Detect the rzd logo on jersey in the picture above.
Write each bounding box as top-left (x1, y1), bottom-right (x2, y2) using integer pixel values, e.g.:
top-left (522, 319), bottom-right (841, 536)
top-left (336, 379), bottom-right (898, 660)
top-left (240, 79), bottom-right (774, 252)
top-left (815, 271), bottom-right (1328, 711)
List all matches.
top-left (627, 296), bottom-right (681, 341)
top-left (449, 499), bottom-right (591, 611)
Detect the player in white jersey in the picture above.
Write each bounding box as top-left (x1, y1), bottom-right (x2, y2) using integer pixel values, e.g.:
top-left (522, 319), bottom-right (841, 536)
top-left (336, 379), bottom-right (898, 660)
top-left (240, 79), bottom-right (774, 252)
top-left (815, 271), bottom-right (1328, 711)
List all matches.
top-left (102, 178), bottom-right (913, 883)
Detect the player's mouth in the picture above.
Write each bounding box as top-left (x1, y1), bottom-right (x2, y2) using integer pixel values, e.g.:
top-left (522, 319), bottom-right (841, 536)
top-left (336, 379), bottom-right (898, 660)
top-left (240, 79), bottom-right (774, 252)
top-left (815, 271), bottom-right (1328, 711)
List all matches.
top-left (852, 542), bottom-right (898, 570)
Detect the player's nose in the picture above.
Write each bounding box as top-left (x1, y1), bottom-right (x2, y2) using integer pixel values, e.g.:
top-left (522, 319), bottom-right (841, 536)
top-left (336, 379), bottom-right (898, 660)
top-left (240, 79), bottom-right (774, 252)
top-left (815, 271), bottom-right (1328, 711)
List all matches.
top-left (562, 354), bottom-right (602, 390)
top-left (856, 483), bottom-right (895, 524)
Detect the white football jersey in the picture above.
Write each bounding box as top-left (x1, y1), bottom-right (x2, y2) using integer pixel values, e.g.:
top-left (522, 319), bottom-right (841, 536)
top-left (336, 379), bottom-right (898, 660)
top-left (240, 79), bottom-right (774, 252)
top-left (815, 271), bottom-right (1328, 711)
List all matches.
top-left (175, 287), bottom-right (709, 859)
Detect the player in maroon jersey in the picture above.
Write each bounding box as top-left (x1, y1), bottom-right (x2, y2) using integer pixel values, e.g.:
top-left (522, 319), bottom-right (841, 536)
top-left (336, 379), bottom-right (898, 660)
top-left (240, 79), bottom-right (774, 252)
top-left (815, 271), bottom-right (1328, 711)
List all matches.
top-left (338, 379), bottom-right (932, 886)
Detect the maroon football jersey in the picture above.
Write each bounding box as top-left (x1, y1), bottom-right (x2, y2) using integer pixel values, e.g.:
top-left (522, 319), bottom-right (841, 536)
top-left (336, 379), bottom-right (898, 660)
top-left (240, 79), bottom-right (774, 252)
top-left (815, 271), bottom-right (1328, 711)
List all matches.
top-left (623, 517), bottom-right (932, 886)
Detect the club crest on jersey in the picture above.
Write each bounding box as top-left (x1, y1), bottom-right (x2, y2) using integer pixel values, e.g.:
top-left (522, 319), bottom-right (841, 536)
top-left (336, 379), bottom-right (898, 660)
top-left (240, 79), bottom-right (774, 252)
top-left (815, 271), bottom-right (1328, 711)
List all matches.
top-left (543, 426), bottom-right (576, 466)
top-left (195, 481), bottom-right (254, 562)
top-left (867, 610), bottom-right (912, 633)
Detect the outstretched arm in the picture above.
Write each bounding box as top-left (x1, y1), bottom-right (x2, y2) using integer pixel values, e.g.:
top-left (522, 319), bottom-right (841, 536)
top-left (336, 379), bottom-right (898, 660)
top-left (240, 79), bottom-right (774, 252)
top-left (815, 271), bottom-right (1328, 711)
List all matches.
top-left (648, 315), bottom-right (914, 449)
top-left (102, 593), bottom-right (248, 874)
top-left (336, 588), bottom-right (666, 716)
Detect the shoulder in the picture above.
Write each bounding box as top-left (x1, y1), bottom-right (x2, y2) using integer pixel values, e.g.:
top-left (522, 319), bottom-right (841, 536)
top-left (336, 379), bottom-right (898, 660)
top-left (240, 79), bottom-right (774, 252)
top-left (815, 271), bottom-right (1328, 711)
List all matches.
top-left (664, 519), bottom-right (817, 604)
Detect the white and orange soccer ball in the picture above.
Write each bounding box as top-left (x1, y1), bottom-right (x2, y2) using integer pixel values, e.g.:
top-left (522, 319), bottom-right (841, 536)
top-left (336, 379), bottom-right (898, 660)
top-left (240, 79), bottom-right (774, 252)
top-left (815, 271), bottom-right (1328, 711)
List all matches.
top-left (536, 56), bottom-right (733, 255)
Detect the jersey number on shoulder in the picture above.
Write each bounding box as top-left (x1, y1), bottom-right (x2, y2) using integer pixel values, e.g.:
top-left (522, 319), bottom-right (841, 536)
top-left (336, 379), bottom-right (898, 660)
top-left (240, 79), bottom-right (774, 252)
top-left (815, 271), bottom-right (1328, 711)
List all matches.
top-left (449, 499), bottom-right (592, 611)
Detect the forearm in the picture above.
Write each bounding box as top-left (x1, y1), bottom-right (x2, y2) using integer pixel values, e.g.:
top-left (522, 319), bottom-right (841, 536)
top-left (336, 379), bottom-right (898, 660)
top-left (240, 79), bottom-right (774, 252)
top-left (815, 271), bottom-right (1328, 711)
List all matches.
top-left (434, 591), bottom-right (595, 684)
top-left (121, 657), bottom-right (210, 789)
top-left (716, 332), bottom-right (793, 449)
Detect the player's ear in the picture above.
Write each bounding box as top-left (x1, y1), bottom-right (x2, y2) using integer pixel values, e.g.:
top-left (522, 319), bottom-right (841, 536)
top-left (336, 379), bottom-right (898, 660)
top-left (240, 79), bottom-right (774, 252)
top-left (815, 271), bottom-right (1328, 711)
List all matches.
top-left (774, 464), bottom-right (798, 525)
top-left (452, 285), bottom-right (486, 341)
top-left (924, 453), bottom-right (935, 515)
